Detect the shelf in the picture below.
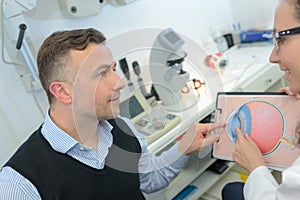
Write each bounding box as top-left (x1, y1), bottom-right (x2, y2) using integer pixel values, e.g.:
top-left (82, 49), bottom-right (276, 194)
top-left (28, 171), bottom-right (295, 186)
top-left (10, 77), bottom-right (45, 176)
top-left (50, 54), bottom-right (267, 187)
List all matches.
top-left (166, 156), bottom-right (216, 198)
top-left (145, 155), bottom-right (216, 200)
top-left (147, 96), bottom-right (214, 154)
top-left (187, 162), bottom-right (236, 200)
top-left (200, 169), bottom-right (244, 200)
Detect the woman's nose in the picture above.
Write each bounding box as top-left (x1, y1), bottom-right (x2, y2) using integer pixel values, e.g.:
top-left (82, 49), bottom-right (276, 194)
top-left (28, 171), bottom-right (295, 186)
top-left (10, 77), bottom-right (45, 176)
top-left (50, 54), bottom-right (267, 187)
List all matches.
top-left (269, 48), bottom-right (280, 64)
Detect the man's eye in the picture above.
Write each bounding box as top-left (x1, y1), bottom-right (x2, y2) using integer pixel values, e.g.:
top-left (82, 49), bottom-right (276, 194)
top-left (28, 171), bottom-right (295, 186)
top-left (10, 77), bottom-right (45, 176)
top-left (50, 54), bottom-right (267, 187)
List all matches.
top-left (98, 71), bottom-right (106, 77)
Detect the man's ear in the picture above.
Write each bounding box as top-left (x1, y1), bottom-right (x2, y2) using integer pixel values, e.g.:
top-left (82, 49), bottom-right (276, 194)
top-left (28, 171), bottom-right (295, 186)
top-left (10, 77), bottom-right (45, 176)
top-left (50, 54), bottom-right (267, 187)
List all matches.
top-left (49, 82), bottom-right (72, 104)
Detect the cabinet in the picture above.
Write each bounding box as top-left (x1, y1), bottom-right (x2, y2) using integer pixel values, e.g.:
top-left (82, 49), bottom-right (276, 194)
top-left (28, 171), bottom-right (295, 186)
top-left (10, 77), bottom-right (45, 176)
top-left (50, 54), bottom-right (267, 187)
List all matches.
top-left (144, 43), bottom-right (285, 200)
top-left (238, 63), bottom-right (283, 92)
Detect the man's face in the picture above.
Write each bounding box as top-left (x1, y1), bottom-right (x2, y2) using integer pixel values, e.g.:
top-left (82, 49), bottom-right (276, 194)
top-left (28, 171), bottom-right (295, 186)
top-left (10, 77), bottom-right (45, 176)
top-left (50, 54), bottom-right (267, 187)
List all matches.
top-left (70, 43), bottom-right (125, 121)
top-left (269, 0), bottom-right (300, 94)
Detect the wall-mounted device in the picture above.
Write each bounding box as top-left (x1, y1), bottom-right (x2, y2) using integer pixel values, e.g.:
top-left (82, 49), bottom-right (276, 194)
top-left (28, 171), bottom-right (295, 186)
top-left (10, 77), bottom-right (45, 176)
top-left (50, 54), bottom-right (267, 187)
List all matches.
top-left (62, 0), bottom-right (138, 18)
top-left (149, 28), bottom-right (190, 111)
top-left (132, 61), bottom-right (147, 97)
top-left (107, 0), bottom-right (138, 6)
top-left (119, 57), bottom-right (134, 91)
top-left (2, 0), bottom-right (39, 81)
top-left (62, 0), bottom-right (105, 18)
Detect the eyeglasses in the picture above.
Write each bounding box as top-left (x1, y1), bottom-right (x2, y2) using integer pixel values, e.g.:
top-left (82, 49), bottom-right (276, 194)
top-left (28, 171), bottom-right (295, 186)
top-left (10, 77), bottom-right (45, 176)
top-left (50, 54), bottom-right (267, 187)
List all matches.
top-left (273, 26), bottom-right (300, 51)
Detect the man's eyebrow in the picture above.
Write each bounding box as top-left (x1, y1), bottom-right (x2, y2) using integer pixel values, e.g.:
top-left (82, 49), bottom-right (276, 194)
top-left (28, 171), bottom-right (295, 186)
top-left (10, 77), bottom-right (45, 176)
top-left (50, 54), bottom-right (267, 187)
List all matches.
top-left (93, 61), bottom-right (116, 72)
top-left (94, 65), bottom-right (108, 72)
top-left (103, 61), bottom-right (116, 68)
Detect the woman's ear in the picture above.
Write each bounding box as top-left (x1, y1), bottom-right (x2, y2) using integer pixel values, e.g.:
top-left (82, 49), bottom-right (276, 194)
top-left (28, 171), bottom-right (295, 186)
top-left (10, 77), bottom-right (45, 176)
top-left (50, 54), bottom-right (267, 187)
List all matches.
top-left (49, 82), bottom-right (72, 104)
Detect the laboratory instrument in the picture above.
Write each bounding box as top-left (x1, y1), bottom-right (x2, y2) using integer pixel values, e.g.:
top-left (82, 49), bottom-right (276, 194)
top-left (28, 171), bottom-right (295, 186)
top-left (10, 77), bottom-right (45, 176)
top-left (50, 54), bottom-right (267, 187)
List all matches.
top-left (149, 28), bottom-right (190, 112)
top-left (132, 61), bottom-right (147, 97)
top-left (119, 90), bottom-right (181, 144)
top-left (119, 57), bottom-right (134, 91)
top-left (205, 52), bottom-right (228, 70)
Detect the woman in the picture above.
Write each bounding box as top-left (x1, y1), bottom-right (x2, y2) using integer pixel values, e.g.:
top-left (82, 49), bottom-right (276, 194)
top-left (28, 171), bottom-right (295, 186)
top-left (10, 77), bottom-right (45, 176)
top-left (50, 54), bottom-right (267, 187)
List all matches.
top-left (222, 0), bottom-right (300, 199)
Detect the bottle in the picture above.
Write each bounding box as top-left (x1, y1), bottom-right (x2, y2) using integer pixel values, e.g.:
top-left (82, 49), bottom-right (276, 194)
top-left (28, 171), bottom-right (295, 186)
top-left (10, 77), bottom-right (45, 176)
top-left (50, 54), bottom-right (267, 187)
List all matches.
top-left (209, 24), bottom-right (229, 52)
top-left (214, 35), bottom-right (228, 53)
top-left (231, 22), bottom-right (241, 45)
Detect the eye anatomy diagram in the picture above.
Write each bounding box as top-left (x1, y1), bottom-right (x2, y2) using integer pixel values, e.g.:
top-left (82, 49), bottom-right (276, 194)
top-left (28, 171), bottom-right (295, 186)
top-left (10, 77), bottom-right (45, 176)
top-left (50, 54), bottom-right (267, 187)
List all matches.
top-left (213, 93), bottom-right (300, 170)
top-left (226, 99), bottom-right (297, 156)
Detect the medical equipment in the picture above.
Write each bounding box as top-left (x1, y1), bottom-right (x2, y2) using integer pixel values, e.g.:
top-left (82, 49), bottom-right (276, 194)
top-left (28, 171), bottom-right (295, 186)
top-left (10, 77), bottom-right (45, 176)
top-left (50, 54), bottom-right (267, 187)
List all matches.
top-left (2, 0), bottom-right (39, 81)
top-left (149, 28), bottom-right (190, 112)
top-left (62, 0), bottom-right (105, 18)
top-left (181, 78), bottom-right (205, 97)
top-left (132, 61), bottom-right (147, 97)
top-left (119, 57), bottom-right (134, 91)
top-left (119, 90), bottom-right (181, 144)
top-left (62, 0), bottom-right (139, 18)
top-left (107, 0), bottom-right (138, 6)
top-left (205, 52), bottom-right (228, 70)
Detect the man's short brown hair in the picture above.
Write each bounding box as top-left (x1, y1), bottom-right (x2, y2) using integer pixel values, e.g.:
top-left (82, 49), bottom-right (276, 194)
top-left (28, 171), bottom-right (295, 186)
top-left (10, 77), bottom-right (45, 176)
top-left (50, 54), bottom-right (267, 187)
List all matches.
top-left (37, 28), bottom-right (106, 105)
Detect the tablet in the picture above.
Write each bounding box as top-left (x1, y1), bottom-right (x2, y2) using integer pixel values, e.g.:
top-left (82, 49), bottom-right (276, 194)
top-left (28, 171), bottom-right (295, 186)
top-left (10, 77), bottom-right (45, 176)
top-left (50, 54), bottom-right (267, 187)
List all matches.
top-left (213, 92), bottom-right (300, 170)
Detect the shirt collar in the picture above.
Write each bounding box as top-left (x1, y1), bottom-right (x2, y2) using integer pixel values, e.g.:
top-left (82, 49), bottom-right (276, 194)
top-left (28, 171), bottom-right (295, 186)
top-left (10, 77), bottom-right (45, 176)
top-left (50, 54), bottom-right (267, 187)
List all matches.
top-left (41, 111), bottom-right (113, 154)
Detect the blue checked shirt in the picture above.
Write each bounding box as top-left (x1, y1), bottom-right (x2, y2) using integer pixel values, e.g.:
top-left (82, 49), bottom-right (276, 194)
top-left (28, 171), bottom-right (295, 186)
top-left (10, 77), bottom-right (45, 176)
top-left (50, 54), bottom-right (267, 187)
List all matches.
top-left (0, 113), bottom-right (189, 199)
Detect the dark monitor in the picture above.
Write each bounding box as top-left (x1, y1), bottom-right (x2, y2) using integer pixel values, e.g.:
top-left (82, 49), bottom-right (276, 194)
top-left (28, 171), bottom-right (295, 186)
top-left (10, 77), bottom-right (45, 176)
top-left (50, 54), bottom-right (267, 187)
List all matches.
top-left (119, 95), bottom-right (144, 119)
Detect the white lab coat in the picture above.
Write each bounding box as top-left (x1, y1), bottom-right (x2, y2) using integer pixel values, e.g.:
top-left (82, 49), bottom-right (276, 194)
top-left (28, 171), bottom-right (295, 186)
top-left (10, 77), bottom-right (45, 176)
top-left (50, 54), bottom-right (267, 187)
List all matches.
top-left (244, 156), bottom-right (300, 200)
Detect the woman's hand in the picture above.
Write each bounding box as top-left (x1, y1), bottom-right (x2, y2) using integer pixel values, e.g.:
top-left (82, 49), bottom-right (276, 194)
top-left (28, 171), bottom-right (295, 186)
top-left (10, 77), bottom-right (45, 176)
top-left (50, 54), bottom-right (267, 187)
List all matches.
top-left (232, 127), bottom-right (265, 173)
top-left (279, 87), bottom-right (300, 98)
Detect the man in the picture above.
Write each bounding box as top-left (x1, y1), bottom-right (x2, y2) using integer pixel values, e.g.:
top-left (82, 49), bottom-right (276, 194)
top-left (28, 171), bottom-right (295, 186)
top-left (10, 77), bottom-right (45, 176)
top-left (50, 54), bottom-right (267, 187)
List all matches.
top-left (0, 28), bottom-right (223, 199)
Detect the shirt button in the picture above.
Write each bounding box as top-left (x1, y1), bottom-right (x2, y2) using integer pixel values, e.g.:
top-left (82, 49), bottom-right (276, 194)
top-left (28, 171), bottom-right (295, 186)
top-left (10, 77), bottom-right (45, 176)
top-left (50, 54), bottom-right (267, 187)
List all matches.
top-left (80, 147), bottom-right (84, 151)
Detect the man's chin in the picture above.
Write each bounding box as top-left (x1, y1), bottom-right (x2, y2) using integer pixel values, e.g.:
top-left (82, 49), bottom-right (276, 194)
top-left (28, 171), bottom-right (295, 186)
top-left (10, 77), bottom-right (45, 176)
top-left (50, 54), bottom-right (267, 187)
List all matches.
top-left (107, 110), bottom-right (120, 120)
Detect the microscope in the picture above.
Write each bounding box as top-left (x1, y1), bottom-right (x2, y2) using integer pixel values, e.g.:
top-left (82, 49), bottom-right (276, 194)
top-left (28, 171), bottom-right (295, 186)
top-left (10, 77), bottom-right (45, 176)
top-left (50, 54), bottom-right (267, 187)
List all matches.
top-left (149, 28), bottom-right (191, 112)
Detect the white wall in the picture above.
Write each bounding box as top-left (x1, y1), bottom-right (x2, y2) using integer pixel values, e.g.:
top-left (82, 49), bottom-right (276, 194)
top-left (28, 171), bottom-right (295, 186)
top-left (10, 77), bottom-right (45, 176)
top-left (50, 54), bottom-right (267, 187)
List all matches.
top-left (22, 0), bottom-right (236, 48)
top-left (0, 0), bottom-right (277, 165)
top-left (230, 0), bottom-right (278, 30)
